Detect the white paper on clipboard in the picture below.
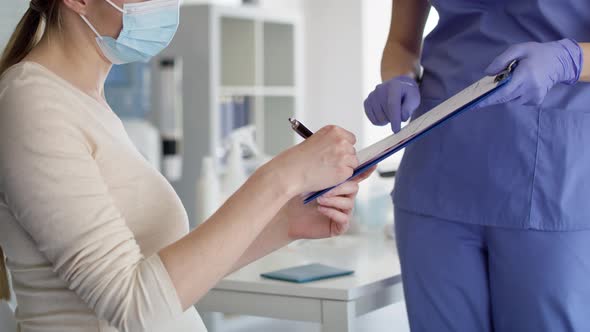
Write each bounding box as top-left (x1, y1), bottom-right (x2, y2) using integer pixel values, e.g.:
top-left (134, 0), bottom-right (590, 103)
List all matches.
top-left (304, 65), bottom-right (515, 204)
top-left (356, 74), bottom-right (504, 168)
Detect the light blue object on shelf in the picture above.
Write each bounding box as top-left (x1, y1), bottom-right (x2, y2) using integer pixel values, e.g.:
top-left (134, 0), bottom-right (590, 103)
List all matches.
top-left (104, 62), bottom-right (152, 118)
top-left (219, 96), bottom-right (252, 141)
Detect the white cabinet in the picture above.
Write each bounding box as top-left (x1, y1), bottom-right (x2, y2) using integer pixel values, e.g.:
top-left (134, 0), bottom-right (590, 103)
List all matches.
top-left (156, 4), bottom-right (302, 227)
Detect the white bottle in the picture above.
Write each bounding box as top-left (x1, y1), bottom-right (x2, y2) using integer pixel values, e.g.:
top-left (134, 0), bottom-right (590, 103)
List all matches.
top-left (196, 156), bottom-right (221, 225)
top-left (222, 139), bottom-right (248, 199)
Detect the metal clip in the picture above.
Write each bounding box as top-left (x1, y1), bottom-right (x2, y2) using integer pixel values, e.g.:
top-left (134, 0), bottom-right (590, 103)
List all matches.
top-left (494, 60), bottom-right (518, 83)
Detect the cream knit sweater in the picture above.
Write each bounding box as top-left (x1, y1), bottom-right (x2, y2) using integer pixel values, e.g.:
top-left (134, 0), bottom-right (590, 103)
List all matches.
top-left (0, 62), bottom-right (206, 332)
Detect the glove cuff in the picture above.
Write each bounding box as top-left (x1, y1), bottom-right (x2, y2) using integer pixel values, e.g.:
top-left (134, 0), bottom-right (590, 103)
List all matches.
top-left (557, 38), bottom-right (583, 85)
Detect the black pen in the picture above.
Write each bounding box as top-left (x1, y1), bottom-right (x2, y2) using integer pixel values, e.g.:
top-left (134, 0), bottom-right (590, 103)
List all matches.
top-left (289, 118), bottom-right (314, 139)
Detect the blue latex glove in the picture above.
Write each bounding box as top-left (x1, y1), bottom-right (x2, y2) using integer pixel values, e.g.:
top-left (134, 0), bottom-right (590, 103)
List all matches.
top-left (364, 75), bottom-right (421, 133)
top-left (479, 38), bottom-right (583, 108)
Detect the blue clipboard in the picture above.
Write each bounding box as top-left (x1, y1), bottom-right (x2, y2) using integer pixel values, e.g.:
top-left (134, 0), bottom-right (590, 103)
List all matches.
top-left (304, 63), bottom-right (516, 204)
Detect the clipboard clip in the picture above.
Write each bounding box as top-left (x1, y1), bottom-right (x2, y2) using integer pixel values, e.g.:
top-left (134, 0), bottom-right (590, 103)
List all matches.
top-left (494, 60), bottom-right (518, 83)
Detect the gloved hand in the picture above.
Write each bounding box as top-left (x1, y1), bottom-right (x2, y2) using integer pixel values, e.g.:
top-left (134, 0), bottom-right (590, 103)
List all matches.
top-left (478, 39), bottom-right (583, 108)
top-left (364, 75), bottom-right (421, 133)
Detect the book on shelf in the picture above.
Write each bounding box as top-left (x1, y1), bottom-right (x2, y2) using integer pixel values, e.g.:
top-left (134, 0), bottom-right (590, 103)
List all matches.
top-left (219, 96), bottom-right (252, 141)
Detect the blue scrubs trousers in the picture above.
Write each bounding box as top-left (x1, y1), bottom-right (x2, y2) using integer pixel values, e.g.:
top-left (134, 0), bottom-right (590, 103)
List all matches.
top-left (395, 207), bottom-right (590, 332)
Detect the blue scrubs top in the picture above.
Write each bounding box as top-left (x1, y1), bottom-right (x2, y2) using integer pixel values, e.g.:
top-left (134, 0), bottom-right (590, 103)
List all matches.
top-left (393, 0), bottom-right (590, 231)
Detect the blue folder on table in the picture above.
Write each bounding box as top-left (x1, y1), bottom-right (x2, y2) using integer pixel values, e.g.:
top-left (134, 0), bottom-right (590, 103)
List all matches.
top-left (304, 63), bottom-right (516, 204)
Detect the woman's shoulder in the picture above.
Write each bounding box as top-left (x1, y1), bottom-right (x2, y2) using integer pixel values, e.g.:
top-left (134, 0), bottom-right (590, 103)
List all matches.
top-left (0, 62), bottom-right (85, 127)
top-left (0, 61), bottom-right (68, 107)
top-left (0, 63), bottom-right (94, 150)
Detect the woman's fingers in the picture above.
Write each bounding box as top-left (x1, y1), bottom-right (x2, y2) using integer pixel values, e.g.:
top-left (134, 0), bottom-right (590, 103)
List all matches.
top-left (321, 164), bottom-right (374, 199)
top-left (324, 181), bottom-right (359, 198)
top-left (312, 164), bottom-right (372, 236)
top-left (318, 206), bottom-right (351, 236)
top-left (317, 195), bottom-right (354, 211)
top-left (289, 125), bottom-right (358, 193)
top-left (330, 220), bottom-right (350, 236)
top-left (318, 206), bottom-right (351, 225)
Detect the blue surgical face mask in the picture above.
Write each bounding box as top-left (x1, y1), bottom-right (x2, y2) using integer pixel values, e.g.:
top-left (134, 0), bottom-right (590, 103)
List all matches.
top-left (80, 0), bottom-right (180, 64)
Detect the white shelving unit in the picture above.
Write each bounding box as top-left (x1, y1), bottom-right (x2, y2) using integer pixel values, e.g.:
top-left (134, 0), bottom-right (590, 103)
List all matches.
top-left (216, 8), bottom-right (302, 155)
top-left (156, 4), bottom-right (302, 227)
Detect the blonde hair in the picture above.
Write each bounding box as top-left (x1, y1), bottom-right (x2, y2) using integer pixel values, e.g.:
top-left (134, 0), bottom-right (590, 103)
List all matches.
top-left (0, 247), bottom-right (9, 301)
top-left (0, 0), bottom-right (61, 76)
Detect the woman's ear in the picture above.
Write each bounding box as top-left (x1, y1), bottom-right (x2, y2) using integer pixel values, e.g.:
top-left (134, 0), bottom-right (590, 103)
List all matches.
top-left (62, 0), bottom-right (90, 16)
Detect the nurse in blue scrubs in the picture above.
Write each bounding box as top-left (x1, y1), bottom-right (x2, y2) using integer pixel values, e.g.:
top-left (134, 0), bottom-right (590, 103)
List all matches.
top-left (364, 0), bottom-right (590, 331)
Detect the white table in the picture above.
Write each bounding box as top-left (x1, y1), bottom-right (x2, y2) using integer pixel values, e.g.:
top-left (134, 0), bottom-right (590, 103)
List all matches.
top-left (196, 233), bottom-right (403, 332)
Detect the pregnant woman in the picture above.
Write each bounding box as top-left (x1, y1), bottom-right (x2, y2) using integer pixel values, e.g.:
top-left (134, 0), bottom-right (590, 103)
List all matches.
top-left (0, 0), bottom-right (372, 331)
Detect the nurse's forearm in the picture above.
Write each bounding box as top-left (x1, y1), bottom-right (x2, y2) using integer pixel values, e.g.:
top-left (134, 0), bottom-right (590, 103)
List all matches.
top-left (578, 42), bottom-right (590, 82)
top-left (159, 165), bottom-right (294, 310)
top-left (381, 0), bottom-right (430, 81)
top-left (381, 44), bottom-right (421, 82)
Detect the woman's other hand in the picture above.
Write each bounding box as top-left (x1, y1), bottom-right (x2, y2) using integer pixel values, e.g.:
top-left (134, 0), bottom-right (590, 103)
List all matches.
top-left (364, 75), bottom-right (421, 133)
top-left (271, 125), bottom-right (359, 194)
top-left (283, 166), bottom-right (376, 240)
top-left (479, 39), bottom-right (583, 107)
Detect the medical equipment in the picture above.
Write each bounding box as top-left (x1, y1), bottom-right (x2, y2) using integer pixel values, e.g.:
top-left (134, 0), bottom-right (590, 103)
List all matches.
top-left (222, 125), bottom-right (270, 172)
top-left (158, 57), bottom-right (184, 182)
top-left (221, 139), bottom-right (248, 198)
top-left (104, 62), bottom-right (151, 118)
top-left (218, 125), bottom-right (271, 198)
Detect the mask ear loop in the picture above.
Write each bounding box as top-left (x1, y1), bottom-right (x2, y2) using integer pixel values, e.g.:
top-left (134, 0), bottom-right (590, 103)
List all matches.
top-left (104, 0), bottom-right (126, 13)
top-left (78, 0), bottom-right (125, 40)
top-left (79, 14), bottom-right (104, 40)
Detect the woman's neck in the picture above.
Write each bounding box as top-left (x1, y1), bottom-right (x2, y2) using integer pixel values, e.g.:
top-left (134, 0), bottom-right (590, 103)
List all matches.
top-left (24, 25), bottom-right (112, 106)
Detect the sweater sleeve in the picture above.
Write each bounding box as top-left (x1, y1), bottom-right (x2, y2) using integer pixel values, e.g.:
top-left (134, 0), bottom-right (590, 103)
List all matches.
top-left (0, 99), bottom-right (184, 331)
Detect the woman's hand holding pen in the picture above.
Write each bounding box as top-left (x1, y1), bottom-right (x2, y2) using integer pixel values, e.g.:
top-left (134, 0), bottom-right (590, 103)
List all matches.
top-left (226, 125), bottom-right (371, 274)
top-left (271, 123), bottom-right (375, 239)
top-left (272, 125), bottom-right (360, 194)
